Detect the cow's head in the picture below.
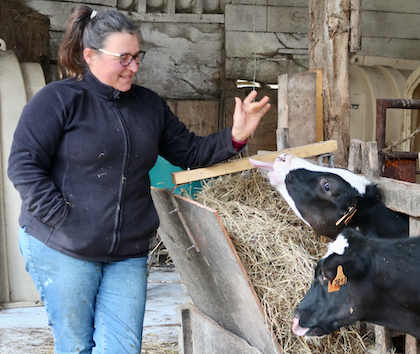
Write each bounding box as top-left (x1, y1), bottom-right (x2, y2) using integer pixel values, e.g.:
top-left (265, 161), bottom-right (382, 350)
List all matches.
top-left (249, 153), bottom-right (372, 238)
top-left (293, 229), bottom-right (373, 337)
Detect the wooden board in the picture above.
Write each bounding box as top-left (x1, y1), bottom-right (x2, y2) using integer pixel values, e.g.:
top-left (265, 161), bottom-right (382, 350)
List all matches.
top-left (151, 188), bottom-right (282, 354)
top-left (277, 71), bottom-right (318, 149)
top-left (171, 139), bottom-right (338, 185)
top-left (372, 177), bottom-right (420, 218)
top-left (178, 305), bottom-right (263, 354)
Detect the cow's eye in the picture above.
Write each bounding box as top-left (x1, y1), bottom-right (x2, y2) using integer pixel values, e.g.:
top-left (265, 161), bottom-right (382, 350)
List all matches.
top-left (318, 272), bottom-right (328, 284)
top-left (324, 181), bottom-right (330, 192)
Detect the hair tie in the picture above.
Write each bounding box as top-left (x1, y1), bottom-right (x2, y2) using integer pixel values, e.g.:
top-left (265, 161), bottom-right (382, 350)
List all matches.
top-left (90, 10), bottom-right (97, 19)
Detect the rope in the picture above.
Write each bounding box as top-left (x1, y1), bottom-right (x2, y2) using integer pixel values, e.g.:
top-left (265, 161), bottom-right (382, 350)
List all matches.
top-left (381, 125), bottom-right (420, 157)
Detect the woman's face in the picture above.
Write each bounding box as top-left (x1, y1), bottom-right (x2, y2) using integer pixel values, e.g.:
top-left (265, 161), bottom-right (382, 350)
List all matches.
top-left (84, 32), bottom-right (141, 92)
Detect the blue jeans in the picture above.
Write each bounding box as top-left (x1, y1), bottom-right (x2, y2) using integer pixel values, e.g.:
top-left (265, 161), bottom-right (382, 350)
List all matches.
top-left (19, 228), bottom-right (148, 354)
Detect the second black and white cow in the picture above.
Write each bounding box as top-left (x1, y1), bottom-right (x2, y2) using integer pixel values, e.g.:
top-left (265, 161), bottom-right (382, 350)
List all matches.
top-left (249, 153), bottom-right (408, 239)
top-left (292, 228), bottom-right (420, 339)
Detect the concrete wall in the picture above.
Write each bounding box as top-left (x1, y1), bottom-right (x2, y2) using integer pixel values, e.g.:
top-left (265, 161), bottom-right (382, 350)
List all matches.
top-left (15, 0), bottom-right (420, 99)
top-left (360, 0), bottom-right (420, 60)
top-left (22, 0), bottom-right (309, 100)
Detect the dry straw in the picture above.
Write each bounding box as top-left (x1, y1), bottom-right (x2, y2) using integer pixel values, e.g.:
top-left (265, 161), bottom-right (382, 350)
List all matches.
top-left (195, 170), bottom-right (374, 354)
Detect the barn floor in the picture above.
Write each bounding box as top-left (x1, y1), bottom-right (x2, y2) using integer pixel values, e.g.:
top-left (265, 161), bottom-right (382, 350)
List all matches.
top-left (0, 266), bottom-right (190, 354)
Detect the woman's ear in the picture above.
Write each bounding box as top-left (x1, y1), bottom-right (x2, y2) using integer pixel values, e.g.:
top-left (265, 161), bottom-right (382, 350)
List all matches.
top-left (83, 48), bottom-right (97, 66)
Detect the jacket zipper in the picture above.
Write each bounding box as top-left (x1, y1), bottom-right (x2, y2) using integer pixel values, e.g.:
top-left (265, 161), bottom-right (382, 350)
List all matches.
top-left (108, 101), bottom-right (131, 256)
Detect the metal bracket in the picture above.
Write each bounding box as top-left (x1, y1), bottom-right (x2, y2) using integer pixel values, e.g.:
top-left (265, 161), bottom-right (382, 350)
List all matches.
top-left (170, 185), bottom-right (201, 253)
top-left (317, 153), bottom-right (335, 168)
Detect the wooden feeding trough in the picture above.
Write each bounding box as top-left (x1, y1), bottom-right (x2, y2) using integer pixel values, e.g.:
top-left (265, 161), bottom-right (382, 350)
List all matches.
top-left (151, 141), bottom-right (340, 354)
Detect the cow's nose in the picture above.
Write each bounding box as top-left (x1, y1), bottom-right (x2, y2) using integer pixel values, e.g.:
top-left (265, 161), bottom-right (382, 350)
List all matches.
top-left (278, 153), bottom-right (287, 162)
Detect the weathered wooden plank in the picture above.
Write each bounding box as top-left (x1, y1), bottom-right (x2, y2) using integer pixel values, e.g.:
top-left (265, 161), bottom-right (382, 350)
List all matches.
top-left (277, 73), bottom-right (290, 150)
top-left (361, 141), bottom-right (380, 179)
top-left (405, 332), bottom-right (420, 354)
top-left (374, 325), bottom-right (392, 353)
top-left (350, 0), bottom-right (361, 53)
top-left (372, 177), bottom-right (420, 218)
top-left (171, 140), bottom-right (338, 185)
top-left (314, 69), bottom-right (323, 142)
top-left (348, 139), bottom-right (364, 174)
top-left (277, 71), bottom-right (318, 148)
top-left (178, 305), bottom-right (263, 354)
top-left (170, 100), bottom-right (219, 136)
top-left (151, 188), bottom-right (282, 354)
top-left (309, 0), bottom-right (351, 166)
top-left (409, 217), bottom-right (420, 237)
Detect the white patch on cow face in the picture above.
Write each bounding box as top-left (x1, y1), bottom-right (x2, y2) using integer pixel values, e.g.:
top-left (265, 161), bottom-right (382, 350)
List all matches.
top-left (272, 153), bottom-right (371, 195)
top-left (250, 155), bottom-right (311, 227)
top-left (276, 184), bottom-right (311, 227)
top-left (323, 234), bottom-right (349, 259)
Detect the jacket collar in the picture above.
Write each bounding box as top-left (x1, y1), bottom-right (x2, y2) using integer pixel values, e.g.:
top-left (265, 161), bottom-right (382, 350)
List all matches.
top-left (82, 72), bottom-right (123, 101)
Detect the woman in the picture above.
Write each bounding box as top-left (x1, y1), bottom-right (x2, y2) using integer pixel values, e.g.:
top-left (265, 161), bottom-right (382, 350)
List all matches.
top-left (8, 5), bottom-right (271, 354)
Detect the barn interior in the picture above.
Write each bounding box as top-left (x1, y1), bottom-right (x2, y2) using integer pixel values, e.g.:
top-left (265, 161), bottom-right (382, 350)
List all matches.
top-left (1, 0), bottom-right (420, 353)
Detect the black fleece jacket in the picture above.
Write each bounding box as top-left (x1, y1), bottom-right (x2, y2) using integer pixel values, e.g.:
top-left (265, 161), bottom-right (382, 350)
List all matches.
top-left (8, 73), bottom-right (241, 261)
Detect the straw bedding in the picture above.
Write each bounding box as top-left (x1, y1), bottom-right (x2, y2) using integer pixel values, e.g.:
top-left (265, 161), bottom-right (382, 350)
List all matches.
top-left (194, 170), bottom-right (375, 354)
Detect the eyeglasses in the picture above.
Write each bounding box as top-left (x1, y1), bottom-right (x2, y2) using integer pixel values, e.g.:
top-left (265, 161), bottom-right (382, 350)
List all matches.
top-left (97, 48), bottom-right (146, 67)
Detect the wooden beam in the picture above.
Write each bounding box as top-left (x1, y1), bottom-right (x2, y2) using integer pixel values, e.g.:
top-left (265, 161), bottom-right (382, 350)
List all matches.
top-left (171, 140), bottom-right (338, 185)
top-left (315, 68), bottom-right (323, 142)
top-left (373, 177), bottom-right (420, 218)
top-left (349, 0), bottom-right (361, 53)
top-left (309, 0), bottom-right (351, 166)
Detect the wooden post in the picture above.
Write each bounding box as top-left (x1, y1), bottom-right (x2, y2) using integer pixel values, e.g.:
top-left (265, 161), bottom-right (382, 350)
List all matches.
top-left (309, 0), bottom-right (357, 166)
top-left (277, 71), bottom-right (320, 150)
top-left (375, 325), bottom-right (392, 353)
top-left (349, 0), bottom-right (361, 53)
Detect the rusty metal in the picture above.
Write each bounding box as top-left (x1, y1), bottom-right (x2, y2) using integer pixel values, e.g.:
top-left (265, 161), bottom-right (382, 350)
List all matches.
top-left (376, 99), bottom-right (420, 182)
top-left (383, 156), bottom-right (417, 183)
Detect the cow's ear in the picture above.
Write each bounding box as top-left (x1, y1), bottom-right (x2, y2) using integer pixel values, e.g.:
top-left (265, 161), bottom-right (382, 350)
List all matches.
top-left (322, 254), bottom-right (369, 282)
top-left (248, 158), bottom-right (274, 172)
top-left (249, 158), bottom-right (280, 184)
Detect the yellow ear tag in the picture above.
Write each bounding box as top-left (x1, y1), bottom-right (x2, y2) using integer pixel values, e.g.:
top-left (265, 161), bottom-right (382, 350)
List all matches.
top-left (328, 265), bottom-right (347, 293)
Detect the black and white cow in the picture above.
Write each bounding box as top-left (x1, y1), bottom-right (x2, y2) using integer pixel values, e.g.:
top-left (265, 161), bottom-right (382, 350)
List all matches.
top-left (249, 153), bottom-right (409, 239)
top-left (292, 228), bottom-right (420, 339)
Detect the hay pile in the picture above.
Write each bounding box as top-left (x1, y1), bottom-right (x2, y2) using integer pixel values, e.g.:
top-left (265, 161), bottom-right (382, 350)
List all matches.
top-left (141, 336), bottom-right (178, 354)
top-left (195, 170), bottom-right (374, 354)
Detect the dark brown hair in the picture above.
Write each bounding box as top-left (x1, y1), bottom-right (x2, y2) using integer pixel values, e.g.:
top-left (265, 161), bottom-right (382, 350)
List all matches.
top-left (58, 5), bottom-right (140, 80)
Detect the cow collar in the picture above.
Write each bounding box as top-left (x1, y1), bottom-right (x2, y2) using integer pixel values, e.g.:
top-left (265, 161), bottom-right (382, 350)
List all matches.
top-left (335, 205), bottom-right (357, 227)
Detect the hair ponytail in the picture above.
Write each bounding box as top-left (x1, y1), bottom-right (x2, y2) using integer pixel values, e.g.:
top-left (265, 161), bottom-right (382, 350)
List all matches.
top-left (58, 5), bottom-right (141, 80)
top-left (58, 5), bottom-right (92, 80)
